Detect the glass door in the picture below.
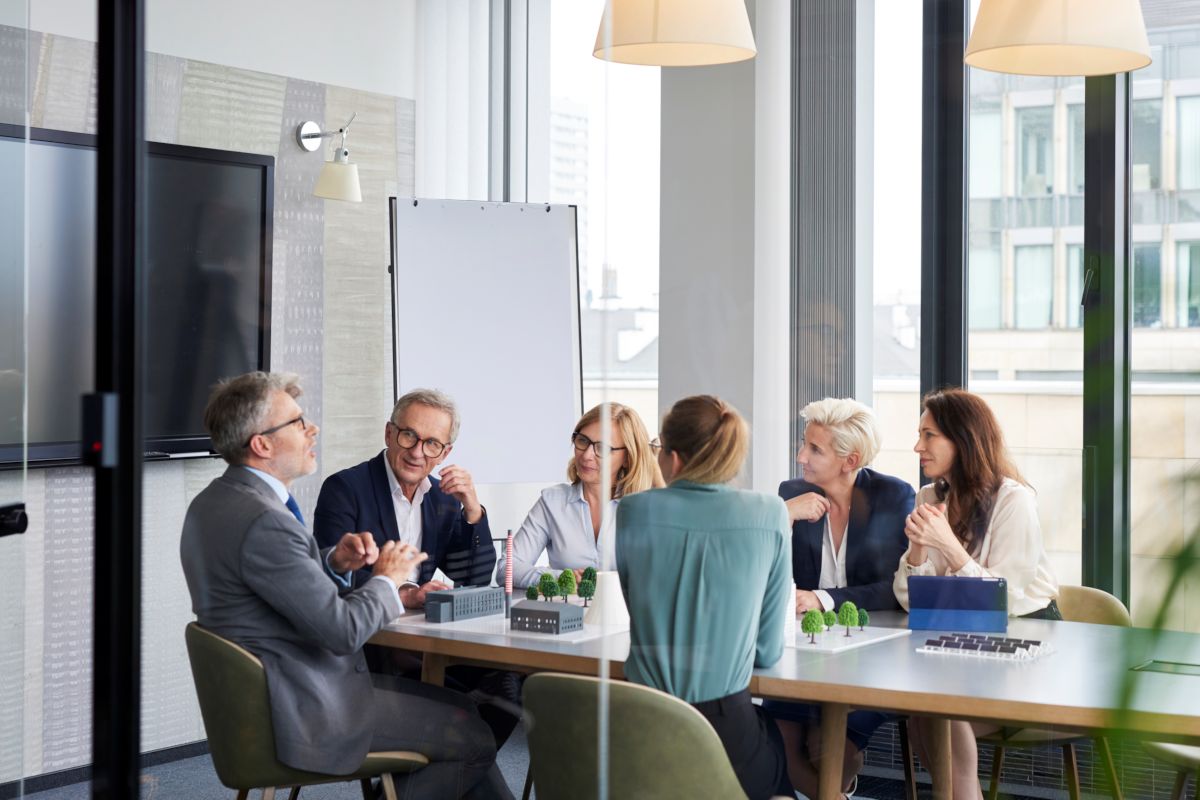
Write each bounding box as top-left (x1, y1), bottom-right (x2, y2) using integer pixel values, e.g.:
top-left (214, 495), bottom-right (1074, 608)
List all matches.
top-left (0, 5), bottom-right (32, 797)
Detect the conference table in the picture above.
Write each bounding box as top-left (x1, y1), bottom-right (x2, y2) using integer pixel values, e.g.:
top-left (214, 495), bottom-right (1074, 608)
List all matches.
top-left (370, 610), bottom-right (1200, 800)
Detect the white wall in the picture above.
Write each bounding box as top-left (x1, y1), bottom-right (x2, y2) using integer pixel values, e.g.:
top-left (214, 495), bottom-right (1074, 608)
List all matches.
top-left (1, 0), bottom-right (417, 97)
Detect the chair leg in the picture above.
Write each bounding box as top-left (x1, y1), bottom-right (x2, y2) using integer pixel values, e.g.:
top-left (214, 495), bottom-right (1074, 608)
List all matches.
top-left (287, 787), bottom-right (301, 800)
top-left (1097, 737), bottom-right (1124, 800)
top-left (380, 774), bottom-right (399, 800)
top-left (236, 792), bottom-right (250, 800)
top-left (360, 778), bottom-right (375, 800)
top-left (1062, 744), bottom-right (1082, 800)
top-left (897, 718), bottom-right (918, 800)
top-left (987, 744), bottom-right (1005, 800)
top-left (521, 765), bottom-right (534, 800)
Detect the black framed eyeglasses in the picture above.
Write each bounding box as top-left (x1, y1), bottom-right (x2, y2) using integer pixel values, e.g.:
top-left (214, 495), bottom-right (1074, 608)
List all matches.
top-left (244, 415), bottom-right (306, 448)
top-left (571, 432), bottom-right (626, 457)
top-left (389, 422), bottom-right (449, 458)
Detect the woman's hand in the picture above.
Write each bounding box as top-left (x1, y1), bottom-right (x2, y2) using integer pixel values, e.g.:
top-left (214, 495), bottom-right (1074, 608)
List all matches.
top-left (904, 503), bottom-right (970, 571)
top-left (784, 492), bottom-right (830, 523)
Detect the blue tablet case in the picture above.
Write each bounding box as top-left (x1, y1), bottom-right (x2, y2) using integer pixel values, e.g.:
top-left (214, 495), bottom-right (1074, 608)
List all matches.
top-left (908, 575), bottom-right (1008, 632)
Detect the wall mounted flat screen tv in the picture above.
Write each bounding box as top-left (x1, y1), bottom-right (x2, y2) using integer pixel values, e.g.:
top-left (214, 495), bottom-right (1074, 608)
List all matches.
top-left (0, 125), bottom-right (273, 467)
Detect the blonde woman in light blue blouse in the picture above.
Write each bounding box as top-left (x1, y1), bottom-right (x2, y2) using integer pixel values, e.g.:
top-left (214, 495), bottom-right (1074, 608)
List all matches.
top-left (498, 403), bottom-right (662, 588)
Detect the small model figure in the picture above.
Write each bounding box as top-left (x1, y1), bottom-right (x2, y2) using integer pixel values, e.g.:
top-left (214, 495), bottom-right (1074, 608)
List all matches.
top-left (857, 609), bottom-right (870, 630)
top-left (510, 599), bottom-right (584, 634)
top-left (838, 601), bottom-right (858, 637)
top-left (425, 586), bottom-right (506, 623)
top-left (557, 569), bottom-right (576, 601)
top-left (578, 578), bottom-right (595, 607)
top-left (525, 585), bottom-right (539, 601)
top-left (538, 572), bottom-right (559, 602)
top-left (823, 610), bottom-right (837, 630)
top-left (801, 609), bottom-right (825, 645)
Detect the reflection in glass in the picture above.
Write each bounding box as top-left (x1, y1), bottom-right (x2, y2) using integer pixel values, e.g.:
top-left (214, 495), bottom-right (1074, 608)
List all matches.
top-left (1133, 244), bottom-right (1163, 327)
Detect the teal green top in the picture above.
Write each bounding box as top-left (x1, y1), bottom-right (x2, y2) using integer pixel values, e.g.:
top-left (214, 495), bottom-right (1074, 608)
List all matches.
top-left (616, 480), bottom-right (792, 704)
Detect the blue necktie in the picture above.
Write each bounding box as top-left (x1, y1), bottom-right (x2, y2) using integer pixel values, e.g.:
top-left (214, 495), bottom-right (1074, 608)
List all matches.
top-left (285, 495), bottom-right (305, 526)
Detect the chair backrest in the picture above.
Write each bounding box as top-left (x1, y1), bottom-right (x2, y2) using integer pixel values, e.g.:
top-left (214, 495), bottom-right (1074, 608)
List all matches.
top-left (1056, 585), bottom-right (1132, 627)
top-left (185, 622), bottom-right (316, 789)
top-left (523, 673), bottom-right (749, 800)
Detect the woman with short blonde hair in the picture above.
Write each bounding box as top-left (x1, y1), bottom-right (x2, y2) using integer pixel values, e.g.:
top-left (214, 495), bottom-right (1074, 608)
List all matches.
top-left (617, 395), bottom-right (793, 800)
top-left (499, 402), bottom-right (663, 588)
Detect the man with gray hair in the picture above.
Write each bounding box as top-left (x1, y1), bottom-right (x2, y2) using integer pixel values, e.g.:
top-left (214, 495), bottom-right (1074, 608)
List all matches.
top-left (314, 388), bottom-right (496, 603)
top-left (181, 372), bottom-right (512, 799)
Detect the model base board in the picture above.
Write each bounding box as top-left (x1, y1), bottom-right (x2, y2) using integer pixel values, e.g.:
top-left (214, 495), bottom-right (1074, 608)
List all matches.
top-left (789, 625), bottom-right (912, 654)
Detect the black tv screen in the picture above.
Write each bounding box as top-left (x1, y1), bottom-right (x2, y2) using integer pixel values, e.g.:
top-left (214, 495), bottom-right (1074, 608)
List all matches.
top-left (0, 126), bottom-right (273, 467)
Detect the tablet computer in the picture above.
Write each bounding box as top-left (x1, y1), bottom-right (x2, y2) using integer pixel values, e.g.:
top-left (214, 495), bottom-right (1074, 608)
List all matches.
top-left (908, 575), bottom-right (1008, 632)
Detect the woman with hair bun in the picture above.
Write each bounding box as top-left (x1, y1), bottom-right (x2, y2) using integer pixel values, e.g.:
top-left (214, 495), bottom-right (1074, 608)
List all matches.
top-left (897, 387), bottom-right (1060, 800)
top-left (616, 395), bottom-right (793, 800)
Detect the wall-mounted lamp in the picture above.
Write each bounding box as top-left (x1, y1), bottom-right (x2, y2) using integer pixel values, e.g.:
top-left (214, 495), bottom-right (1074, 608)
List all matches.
top-left (592, 0), bottom-right (756, 67)
top-left (295, 113), bottom-right (362, 202)
top-left (965, 0), bottom-right (1151, 77)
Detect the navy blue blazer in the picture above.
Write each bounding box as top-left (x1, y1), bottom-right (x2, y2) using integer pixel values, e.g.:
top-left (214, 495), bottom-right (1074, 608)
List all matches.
top-left (313, 452), bottom-right (496, 588)
top-left (778, 467), bottom-right (914, 611)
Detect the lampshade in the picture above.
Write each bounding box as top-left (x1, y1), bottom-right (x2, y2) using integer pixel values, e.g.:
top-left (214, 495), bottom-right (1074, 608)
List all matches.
top-left (313, 160), bottom-right (362, 203)
top-left (593, 0), bottom-right (756, 67)
top-left (965, 0), bottom-right (1151, 77)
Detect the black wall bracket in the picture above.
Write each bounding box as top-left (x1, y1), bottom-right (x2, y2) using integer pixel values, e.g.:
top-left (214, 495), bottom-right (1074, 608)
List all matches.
top-left (0, 502), bottom-right (27, 537)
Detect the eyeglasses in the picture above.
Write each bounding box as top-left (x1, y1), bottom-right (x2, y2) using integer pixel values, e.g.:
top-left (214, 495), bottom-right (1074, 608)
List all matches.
top-left (244, 415), bottom-right (306, 448)
top-left (571, 432), bottom-right (627, 457)
top-left (389, 422), bottom-right (449, 458)
top-left (649, 437), bottom-right (662, 454)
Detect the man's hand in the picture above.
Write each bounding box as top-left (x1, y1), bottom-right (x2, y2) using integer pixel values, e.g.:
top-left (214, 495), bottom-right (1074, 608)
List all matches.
top-left (373, 541), bottom-right (428, 586)
top-left (439, 464), bottom-right (483, 523)
top-left (784, 492), bottom-right (830, 523)
top-left (398, 579), bottom-right (451, 609)
top-left (328, 532), bottom-right (379, 574)
top-left (796, 589), bottom-right (824, 613)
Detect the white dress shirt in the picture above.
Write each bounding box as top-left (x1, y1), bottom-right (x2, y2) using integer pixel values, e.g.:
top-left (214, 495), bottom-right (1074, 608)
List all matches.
top-left (242, 466), bottom-right (400, 601)
top-left (814, 516), bottom-right (849, 612)
top-left (384, 464), bottom-right (430, 585)
top-left (497, 482), bottom-right (617, 588)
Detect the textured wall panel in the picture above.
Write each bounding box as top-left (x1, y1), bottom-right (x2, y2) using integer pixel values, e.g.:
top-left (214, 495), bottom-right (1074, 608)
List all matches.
top-left (177, 61), bottom-right (285, 157)
top-left (32, 34), bottom-right (95, 133)
top-left (321, 87), bottom-right (399, 481)
top-left (39, 467), bottom-right (93, 772)
top-left (790, 1), bottom-right (857, 472)
top-left (145, 52), bottom-right (185, 145)
top-left (0, 472), bottom-right (29, 782)
top-left (22, 470), bottom-right (46, 777)
top-left (0, 24), bottom-right (42, 126)
top-left (274, 77), bottom-right (327, 515)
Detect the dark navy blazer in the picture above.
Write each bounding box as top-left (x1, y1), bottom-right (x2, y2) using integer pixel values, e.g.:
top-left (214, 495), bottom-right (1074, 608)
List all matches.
top-left (313, 451), bottom-right (496, 588)
top-left (778, 467), bottom-right (914, 611)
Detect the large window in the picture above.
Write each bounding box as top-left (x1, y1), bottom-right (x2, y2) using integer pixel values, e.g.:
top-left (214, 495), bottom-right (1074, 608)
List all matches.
top-left (1132, 98), bottom-right (1162, 192)
top-left (1133, 243), bottom-right (1163, 328)
top-left (969, 237), bottom-right (1002, 330)
top-left (1017, 106), bottom-right (1054, 196)
top-left (1179, 96), bottom-right (1200, 190)
top-left (1178, 241), bottom-right (1200, 326)
top-left (1014, 245), bottom-right (1053, 329)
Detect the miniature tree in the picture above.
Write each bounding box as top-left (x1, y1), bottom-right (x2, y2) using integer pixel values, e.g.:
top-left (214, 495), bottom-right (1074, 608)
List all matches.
top-left (801, 609), bottom-right (825, 645)
top-left (581, 566), bottom-right (598, 584)
top-left (558, 569), bottom-right (577, 601)
top-left (838, 601), bottom-right (859, 637)
top-left (538, 572), bottom-right (558, 602)
top-left (525, 585), bottom-right (539, 601)
top-left (857, 609), bottom-right (870, 631)
top-left (578, 578), bottom-right (596, 607)
top-left (823, 610), bottom-right (837, 630)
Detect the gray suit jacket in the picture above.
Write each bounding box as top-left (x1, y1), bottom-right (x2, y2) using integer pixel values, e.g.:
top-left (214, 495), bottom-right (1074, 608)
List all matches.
top-left (180, 466), bottom-right (402, 775)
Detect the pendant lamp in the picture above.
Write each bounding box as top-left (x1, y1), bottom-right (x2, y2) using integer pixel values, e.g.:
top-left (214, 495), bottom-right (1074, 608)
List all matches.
top-left (593, 0), bottom-right (756, 67)
top-left (965, 0), bottom-right (1151, 76)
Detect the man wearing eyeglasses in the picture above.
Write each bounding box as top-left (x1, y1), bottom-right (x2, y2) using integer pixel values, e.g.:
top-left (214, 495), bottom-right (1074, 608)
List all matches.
top-left (181, 372), bottom-right (512, 799)
top-left (314, 388), bottom-right (496, 602)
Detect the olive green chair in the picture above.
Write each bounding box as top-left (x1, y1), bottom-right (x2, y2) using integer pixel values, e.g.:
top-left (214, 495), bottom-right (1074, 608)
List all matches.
top-left (522, 672), bottom-right (751, 800)
top-left (1143, 742), bottom-right (1200, 800)
top-left (185, 622), bottom-right (428, 800)
top-left (979, 586), bottom-right (1131, 800)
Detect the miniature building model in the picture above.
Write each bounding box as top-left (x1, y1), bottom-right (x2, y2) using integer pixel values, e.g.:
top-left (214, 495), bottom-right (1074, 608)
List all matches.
top-left (425, 586), bottom-right (506, 623)
top-left (510, 600), bottom-right (584, 634)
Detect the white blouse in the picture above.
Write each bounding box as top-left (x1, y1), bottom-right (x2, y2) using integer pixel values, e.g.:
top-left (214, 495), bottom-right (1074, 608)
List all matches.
top-left (893, 478), bottom-right (1059, 617)
top-left (497, 482), bottom-right (617, 588)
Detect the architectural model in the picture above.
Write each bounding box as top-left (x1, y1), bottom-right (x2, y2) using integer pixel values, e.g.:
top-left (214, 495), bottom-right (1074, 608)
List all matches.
top-left (425, 586), bottom-right (506, 623)
top-left (510, 599), bottom-right (584, 634)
